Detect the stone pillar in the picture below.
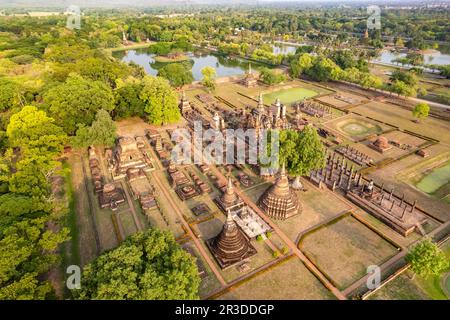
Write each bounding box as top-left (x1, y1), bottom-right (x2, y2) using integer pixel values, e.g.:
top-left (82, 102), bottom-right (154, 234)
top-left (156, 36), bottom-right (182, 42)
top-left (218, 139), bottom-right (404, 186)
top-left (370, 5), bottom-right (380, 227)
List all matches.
top-left (338, 170), bottom-right (344, 186)
top-left (411, 200), bottom-right (417, 213)
top-left (401, 205), bottom-right (407, 220)
top-left (389, 200), bottom-right (395, 212)
top-left (347, 172), bottom-right (353, 191)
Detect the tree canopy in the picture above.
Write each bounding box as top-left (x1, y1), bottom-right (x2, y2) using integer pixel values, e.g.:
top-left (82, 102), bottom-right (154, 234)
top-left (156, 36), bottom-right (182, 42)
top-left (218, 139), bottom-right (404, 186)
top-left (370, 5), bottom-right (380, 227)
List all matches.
top-left (279, 126), bottom-right (326, 177)
top-left (157, 62), bottom-right (194, 88)
top-left (44, 73), bottom-right (115, 135)
top-left (406, 239), bottom-right (449, 278)
top-left (76, 229), bottom-right (200, 300)
top-left (140, 76), bottom-right (180, 125)
top-left (412, 103), bottom-right (430, 121)
top-left (73, 109), bottom-right (117, 148)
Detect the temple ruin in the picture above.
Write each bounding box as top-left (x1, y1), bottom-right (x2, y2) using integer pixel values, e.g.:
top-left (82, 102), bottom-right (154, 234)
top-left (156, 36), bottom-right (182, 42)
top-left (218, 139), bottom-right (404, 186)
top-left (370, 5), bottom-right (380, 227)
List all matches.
top-left (207, 211), bottom-right (257, 270)
top-left (258, 166), bottom-right (301, 220)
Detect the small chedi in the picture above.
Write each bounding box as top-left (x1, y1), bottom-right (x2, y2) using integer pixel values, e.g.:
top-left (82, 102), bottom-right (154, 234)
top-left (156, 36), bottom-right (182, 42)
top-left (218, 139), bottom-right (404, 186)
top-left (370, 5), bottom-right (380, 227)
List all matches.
top-left (370, 136), bottom-right (392, 153)
top-left (258, 165), bottom-right (301, 220)
top-left (242, 63), bottom-right (258, 88)
top-left (111, 136), bottom-right (152, 179)
top-left (178, 91), bottom-right (192, 115)
top-left (126, 168), bottom-right (157, 210)
top-left (98, 183), bottom-right (125, 211)
top-left (215, 177), bottom-right (245, 213)
top-left (207, 211), bottom-right (257, 270)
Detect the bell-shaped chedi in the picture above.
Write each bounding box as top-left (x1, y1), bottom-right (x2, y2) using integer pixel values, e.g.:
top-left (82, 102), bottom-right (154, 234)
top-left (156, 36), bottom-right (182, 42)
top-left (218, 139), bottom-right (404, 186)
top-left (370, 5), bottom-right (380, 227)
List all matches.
top-left (258, 165), bottom-right (301, 220)
top-left (370, 136), bottom-right (392, 153)
top-left (207, 211), bottom-right (257, 270)
top-left (215, 176), bottom-right (244, 213)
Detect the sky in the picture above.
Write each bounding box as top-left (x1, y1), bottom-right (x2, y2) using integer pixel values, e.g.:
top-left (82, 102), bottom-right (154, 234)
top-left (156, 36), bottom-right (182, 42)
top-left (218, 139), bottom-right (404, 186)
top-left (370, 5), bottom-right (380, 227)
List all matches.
top-left (0, 0), bottom-right (447, 8)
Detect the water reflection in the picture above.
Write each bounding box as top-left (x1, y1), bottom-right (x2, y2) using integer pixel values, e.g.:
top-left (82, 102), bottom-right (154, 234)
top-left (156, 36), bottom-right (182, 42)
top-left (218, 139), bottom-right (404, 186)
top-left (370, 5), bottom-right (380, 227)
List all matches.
top-left (113, 48), bottom-right (270, 80)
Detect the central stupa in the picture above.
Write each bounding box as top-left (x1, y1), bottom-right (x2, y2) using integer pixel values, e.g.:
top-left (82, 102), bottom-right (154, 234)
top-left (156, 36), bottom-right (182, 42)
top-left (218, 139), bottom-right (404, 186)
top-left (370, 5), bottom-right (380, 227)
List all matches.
top-left (258, 165), bottom-right (301, 220)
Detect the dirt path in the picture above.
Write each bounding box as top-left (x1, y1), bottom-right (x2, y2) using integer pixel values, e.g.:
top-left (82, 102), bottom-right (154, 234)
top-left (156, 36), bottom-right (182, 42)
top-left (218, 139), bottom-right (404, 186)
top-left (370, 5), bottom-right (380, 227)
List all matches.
top-left (146, 144), bottom-right (227, 286)
top-left (72, 152), bottom-right (101, 262)
top-left (150, 170), bottom-right (227, 286)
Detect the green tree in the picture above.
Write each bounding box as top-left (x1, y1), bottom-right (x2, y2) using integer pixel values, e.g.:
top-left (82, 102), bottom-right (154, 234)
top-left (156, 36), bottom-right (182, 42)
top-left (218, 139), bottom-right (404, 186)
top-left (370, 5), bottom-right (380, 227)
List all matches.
top-left (44, 73), bottom-right (114, 135)
top-left (73, 109), bottom-right (117, 148)
top-left (259, 68), bottom-right (286, 85)
top-left (6, 106), bottom-right (67, 157)
top-left (406, 239), bottom-right (449, 279)
top-left (0, 217), bottom-right (69, 299)
top-left (280, 126), bottom-right (326, 188)
top-left (390, 70), bottom-right (418, 87)
top-left (114, 78), bottom-right (145, 119)
top-left (389, 80), bottom-right (417, 97)
top-left (412, 103), bottom-right (430, 122)
top-left (290, 53), bottom-right (313, 78)
top-left (0, 78), bottom-right (23, 111)
top-left (140, 76), bottom-right (180, 125)
top-left (157, 63), bottom-right (194, 88)
top-left (76, 229), bottom-right (200, 300)
top-left (201, 66), bottom-right (216, 91)
top-left (307, 56), bottom-right (342, 82)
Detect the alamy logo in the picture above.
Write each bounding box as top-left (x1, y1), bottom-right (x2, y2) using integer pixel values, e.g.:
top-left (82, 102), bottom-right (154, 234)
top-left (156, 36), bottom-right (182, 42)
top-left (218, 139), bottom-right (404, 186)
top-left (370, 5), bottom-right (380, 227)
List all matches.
top-left (171, 121), bottom-right (280, 174)
top-left (66, 265), bottom-right (81, 290)
top-left (66, 5), bottom-right (81, 30)
top-left (366, 265), bottom-right (381, 290)
top-left (367, 5), bottom-right (381, 30)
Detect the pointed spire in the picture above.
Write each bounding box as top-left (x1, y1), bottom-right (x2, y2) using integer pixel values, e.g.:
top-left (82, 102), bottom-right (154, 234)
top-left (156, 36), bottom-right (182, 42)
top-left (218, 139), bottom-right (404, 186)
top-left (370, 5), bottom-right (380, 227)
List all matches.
top-left (258, 92), bottom-right (264, 110)
top-left (227, 176), bottom-right (234, 192)
top-left (280, 162), bottom-right (286, 177)
top-left (226, 209), bottom-right (233, 222)
top-left (275, 98), bottom-right (281, 108)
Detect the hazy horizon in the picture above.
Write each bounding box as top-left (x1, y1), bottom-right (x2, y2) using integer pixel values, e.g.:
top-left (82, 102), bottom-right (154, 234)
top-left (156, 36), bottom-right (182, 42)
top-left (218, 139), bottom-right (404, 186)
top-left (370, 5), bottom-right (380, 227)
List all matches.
top-left (1, 0), bottom-right (449, 9)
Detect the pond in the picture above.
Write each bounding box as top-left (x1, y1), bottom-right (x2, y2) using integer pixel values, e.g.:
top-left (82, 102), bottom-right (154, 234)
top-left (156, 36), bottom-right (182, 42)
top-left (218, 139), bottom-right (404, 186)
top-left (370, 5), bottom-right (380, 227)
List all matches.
top-left (374, 50), bottom-right (450, 66)
top-left (416, 162), bottom-right (450, 194)
top-left (113, 49), bottom-right (270, 81)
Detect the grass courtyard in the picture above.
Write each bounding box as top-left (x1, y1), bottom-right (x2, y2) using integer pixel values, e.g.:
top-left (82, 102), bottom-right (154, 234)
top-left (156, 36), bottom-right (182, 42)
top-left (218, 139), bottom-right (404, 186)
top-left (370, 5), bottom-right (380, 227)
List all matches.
top-left (216, 257), bottom-right (336, 300)
top-left (300, 215), bottom-right (400, 290)
top-left (262, 86), bottom-right (319, 105)
top-left (416, 161), bottom-right (450, 200)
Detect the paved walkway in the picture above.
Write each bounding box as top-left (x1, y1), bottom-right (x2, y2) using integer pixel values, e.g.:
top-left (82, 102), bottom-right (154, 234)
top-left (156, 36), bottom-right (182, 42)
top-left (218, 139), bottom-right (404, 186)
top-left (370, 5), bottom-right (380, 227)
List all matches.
top-left (120, 180), bottom-right (143, 232)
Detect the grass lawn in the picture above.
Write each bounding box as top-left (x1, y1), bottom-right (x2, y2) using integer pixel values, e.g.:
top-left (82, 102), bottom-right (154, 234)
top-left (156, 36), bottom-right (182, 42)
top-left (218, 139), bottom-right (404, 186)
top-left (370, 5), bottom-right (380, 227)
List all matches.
top-left (353, 101), bottom-right (450, 144)
top-left (61, 161), bottom-right (80, 268)
top-left (416, 161), bottom-right (450, 194)
top-left (300, 215), bottom-right (399, 290)
top-left (216, 258), bottom-right (335, 300)
top-left (263, 87), bottom-right (318, 105)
